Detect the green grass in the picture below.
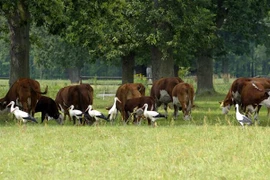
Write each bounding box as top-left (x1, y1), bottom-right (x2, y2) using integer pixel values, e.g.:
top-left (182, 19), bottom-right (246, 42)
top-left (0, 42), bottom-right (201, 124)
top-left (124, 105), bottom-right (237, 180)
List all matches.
top-left (1, 78), bottom-right (270, 179)
top-left (1, 126), bottom-right (270, 179)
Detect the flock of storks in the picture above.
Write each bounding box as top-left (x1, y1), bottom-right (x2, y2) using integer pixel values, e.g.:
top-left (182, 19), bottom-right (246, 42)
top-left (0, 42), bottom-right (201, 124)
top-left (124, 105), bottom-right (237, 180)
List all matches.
top-left (6, 96), bottom-right (166, 126)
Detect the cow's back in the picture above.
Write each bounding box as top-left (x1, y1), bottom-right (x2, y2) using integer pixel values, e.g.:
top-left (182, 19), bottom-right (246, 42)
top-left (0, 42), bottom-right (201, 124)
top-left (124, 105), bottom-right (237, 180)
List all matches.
top-left (151, 77), bottom-right (183, 103)
top-left (125, 96), bottom-right (155, 112)
top-left (115, 83), bottom-right (145, 120)
top-left (55, 84), bottom-right (93, 111)
top-left (221, 77), bottom-right (252, 107)
top-left (172, 82), bottom-right (194, 105)
top-left (241, 81), bottom-right (269, 106)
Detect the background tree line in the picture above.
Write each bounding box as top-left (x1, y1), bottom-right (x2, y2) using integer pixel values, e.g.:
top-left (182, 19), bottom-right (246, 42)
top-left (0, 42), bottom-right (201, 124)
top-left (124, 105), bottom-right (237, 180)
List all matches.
top-left (0, 0), bottom-right (270, 95)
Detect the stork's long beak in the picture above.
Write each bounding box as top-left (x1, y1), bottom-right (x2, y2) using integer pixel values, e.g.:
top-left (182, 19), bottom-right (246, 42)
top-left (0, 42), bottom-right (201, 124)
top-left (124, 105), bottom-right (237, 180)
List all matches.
top-left (116, 98), bottom-right (122, 103)
top-left (6, 102), bottom-right (12, 108)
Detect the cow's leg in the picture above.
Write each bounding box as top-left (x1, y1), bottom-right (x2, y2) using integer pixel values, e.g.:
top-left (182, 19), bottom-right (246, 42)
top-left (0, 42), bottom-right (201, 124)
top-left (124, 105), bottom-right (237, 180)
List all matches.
top-left (173, 104), bottom-right (178, 120)
top-left (134, 115), bottom-right (140, 125)
top-left (124, 111), bottom-right (130, 124)
top-left (73, 116), bottom-right (76, 125)
top-left (21, 101), bottom-right (28, 113)
top-left (147, 117), bottom-right (151, 125)
top-left (121, 110), bottom-right (127, 125)
top-left (254, 105), bottom-right (262, 123)
top-left (41, 112), bottom-right (46, 123)
top-left (30, 97), bottom-right (37, 117)
top-left (79, 118), bottom-right (83, 125)
top-left (163, 103), bottom-right (168, 118)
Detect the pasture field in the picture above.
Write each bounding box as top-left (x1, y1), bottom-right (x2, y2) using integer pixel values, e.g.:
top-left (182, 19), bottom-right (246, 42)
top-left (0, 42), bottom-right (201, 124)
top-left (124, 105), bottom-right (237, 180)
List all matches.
top-left (0, 78), bottom-right (270, 179)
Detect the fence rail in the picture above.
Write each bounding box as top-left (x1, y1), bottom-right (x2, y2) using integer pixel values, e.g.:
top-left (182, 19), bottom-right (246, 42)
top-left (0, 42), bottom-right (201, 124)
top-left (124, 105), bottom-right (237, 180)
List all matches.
top-left (0, 77), bottom-right (9, 80)
top-left (80, 76), bottom-right (122, 80)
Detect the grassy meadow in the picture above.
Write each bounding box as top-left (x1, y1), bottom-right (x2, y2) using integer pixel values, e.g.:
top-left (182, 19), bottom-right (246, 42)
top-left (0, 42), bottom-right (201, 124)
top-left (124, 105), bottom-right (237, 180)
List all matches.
top-left (0, 78), bottom-right (270, 179)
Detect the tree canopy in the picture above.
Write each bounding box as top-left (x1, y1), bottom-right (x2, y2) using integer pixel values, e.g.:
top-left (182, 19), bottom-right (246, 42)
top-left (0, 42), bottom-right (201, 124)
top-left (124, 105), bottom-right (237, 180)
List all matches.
top-left (0, 0), bottom-right (269, 92)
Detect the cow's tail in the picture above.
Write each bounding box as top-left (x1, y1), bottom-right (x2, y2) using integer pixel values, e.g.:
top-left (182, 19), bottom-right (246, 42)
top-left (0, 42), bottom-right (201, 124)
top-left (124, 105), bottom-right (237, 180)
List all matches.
top-left (31, 85), bottom-right (48, 95)
top-left (40, 86), bottom-right (48, 94)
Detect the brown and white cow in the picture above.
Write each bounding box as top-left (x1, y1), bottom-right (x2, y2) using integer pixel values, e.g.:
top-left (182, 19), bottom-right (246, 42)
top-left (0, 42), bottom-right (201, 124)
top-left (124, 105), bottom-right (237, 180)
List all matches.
top-left (220, 77), bottom-right (252, 114)
top-left (55, 83), bottom-right (94, 124)
top-left (114, 83), bottom-right (145, 122)
top-left (172, 82), bottom-right (195, 120)
top-left (220, 77), bottom-right (270, 120)
top-left (35, 96), bottom-right (63, 124)
top-left (124, 96), bottom-right (155, 125)
top-left (150, 77), bottom-right (183, 117)
top-left (240, 82), bottom-right (270, 115)
top-left (0, 78), bottom-right (48, 116)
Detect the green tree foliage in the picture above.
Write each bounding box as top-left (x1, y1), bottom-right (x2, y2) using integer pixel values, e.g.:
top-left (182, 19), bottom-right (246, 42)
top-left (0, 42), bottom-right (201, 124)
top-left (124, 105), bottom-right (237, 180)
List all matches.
top-left (0, 0), bottom-right (68, 85)
top-left (0, 0), bottom-right (270, 90)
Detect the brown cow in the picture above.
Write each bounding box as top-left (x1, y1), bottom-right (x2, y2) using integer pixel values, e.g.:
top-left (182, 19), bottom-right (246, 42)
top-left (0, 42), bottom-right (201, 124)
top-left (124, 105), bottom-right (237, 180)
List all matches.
top-left (220, 78), bottom-right (270, 120)
top-left (172, 82), bottom-right (195, 120)
top-left (0, 78), bottom-right (48, 116)
top-left (221, 78), bottom-right (270, 111)
top-left (55, 83), bottom-right (94, 124)
top-left (124, 96), bottom-right (155, 125)
top-left (150, 77), bottom-right (183, 117)
top-left (114, 83), bottom-right (145, 122)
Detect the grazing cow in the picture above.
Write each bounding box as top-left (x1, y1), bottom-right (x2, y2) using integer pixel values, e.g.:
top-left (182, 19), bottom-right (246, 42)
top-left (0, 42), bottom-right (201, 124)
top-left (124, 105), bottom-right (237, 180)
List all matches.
top-left (220, 77), bottom-right (270, 116)
top-left (238, 81), bottom-right (270, 119)
top-left (0, 78), bottom-right (48, 116)
top-left (220, 78), bottom-right (270, 120)
top-left (113, 83), bottom-right (145, 122)
top-left (172, 82), bottom-right (195, 120)
top-left (124, 96), bottom-right (155, 125)
top-left (55, 83), bottom-right (94, 124)
top-left (35, 96), bottom-right (63, 124)
top-left (150, 77), bottom-right (183, 117)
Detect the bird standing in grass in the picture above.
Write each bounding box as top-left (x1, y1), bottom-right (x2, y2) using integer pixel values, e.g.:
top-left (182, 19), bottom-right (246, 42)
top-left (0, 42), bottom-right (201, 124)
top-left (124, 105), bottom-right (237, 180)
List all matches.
top-left (68, 105), bottom-right (83, 125)
top-left (107, 97), bottom-right (121, 121)
top-left (142, 103), bottom-right (165, 127)
top-left (6, 101), bottom-right (38, 124)
top-left (85, 105), bottom-right (109, 123)
top-left (235, 104), bottom-right (252, 127)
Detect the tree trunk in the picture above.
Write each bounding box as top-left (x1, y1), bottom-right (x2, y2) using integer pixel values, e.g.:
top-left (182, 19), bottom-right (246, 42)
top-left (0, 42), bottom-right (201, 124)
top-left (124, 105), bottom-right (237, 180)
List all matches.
top-left (196, 52), bottom-right (215, 95)
top-left (221, 56), bottom-right (229, 83)
top-left (7, 0), bottom-right (30, 87)
top-left (67, 67), bottom-right (81, 83)
top-left (122, 52), bottom-right (135, 84)
top-left (151, 46), bottom-right (174, 81)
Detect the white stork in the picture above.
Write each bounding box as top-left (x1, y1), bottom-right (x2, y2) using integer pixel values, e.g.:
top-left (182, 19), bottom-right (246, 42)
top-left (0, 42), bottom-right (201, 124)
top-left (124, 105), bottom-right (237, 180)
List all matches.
top-left (107, 97), bottom-right (121, 121)
top-left (85, 105), bottom-right (108, 122)
top-left (142, 103), bottom-right (165, 126)
top-left (235, 104), bottom-right (252, 127)
top-left (68, 105), bottom-right (83, 125)
top-left (6, 101), bottom-right (38, 124)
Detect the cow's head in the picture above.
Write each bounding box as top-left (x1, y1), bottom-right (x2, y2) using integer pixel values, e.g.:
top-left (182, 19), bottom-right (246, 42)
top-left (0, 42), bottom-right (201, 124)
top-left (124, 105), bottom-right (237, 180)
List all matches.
top-left (56, 114), bottom-right (64, 124)
top-left (181, 103), bottom-right (192, 120)
top-left (220, 101), bottom-right (231, 114)
top-left (52, 113), bottom-right (64, 125)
